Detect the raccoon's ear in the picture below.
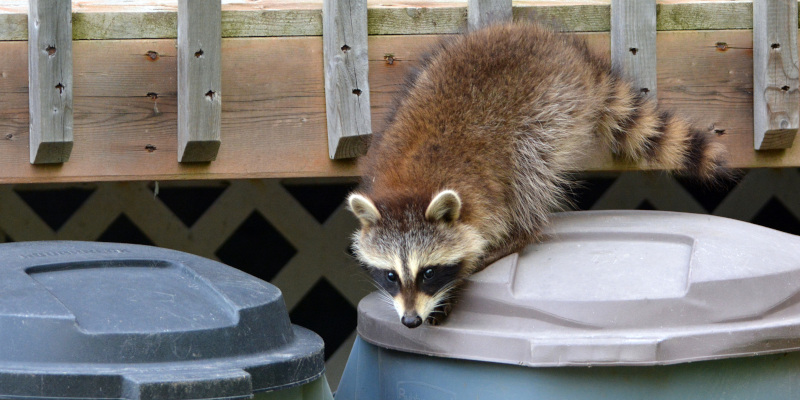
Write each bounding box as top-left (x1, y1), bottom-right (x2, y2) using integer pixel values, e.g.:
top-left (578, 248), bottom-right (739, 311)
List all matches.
top-left (348, 193), bottom-right (381, 227)
top-left (426, 190), bottom-right (461, 223)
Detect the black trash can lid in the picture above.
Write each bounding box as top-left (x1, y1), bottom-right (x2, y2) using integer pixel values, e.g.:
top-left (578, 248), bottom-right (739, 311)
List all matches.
top-left (0, 241), bottom-right (324, 400)
top-left (358, 210), bottom-right (800, 367)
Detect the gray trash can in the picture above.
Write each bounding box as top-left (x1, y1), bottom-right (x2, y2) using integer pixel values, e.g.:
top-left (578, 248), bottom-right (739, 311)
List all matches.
top-left (337, 210), bottom-right (800, 399)
top-left (0, 241), bottom-right (333, 400)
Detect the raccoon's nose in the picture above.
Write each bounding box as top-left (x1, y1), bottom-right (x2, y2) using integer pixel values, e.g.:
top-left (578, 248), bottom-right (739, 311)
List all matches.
top-left (401, 314), bottom-right (422, 328)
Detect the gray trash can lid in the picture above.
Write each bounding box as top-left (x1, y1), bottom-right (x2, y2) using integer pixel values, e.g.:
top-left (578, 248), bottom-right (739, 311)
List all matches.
top-left (0, 241), bottom-right (324, 399)
top-left (358, 210), bottom-right (800, 366)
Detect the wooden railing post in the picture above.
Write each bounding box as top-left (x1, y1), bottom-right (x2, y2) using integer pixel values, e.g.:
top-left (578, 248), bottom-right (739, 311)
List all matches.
top-left (323, 0), bottom-right (371, 159)
top-left (28, 0), bottom-right (73, 164)
top-left (753, 0), bottom-right (799, 150)
top-left (611, 0), bottom-right (657, 102)
top-left (467, 0), bottom-right (512, 30)
top-left (177, 0), bottom-right (222, 162)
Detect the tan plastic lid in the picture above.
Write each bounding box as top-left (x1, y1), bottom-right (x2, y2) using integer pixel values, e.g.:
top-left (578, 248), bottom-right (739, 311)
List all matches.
top-left (357, 210), bottom-right (800, 366)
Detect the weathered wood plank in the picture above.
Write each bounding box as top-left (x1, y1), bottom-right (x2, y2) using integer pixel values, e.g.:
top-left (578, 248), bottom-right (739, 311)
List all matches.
top-left (323, 0), bottom-right (371, 159)
top-left (516, 4), bottom-right (610, 33)
top-left (177, 0), bottom-right (222, 162)
top-left (0, 31), bottom-right (799, 183)
top-left (611, 0), bottom-right (657, 101)
top-left (28, 0), bottom-right (73, 164)
top-left (753, 0), bottom-right (799, 150)
top-left (468, 0), bottom-right (511, 30)
top-left (656, 1), bottom-right (753, 31)
top-left (0, 1), bottom-right (794, 41)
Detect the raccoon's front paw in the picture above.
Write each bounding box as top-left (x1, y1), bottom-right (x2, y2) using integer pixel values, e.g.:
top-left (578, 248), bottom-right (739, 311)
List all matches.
top-left (425, 302), bottom-right (453, 326)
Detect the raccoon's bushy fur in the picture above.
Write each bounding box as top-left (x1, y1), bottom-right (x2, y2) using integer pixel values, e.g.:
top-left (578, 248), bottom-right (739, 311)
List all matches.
top-left (348, 22), bottom-right (729, 328)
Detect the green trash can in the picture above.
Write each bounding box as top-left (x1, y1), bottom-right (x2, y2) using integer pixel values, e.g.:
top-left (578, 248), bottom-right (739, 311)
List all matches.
top-left (338, 210), bottom-right (800, 399)
top-left (0, 241), bottom-right (333, 400)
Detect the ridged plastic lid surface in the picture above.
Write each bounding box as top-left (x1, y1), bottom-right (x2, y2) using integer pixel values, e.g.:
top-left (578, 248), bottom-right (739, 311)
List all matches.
top-left (0, 241), bottom-right (324, 399)
top-left (358, 210), bottom-right (800, 366)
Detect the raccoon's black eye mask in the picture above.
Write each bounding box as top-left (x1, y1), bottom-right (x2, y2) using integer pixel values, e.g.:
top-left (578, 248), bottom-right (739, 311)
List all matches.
top-left (364, 266), bottom-right (401, 296)
top-left (363, 262), bottom-right (462, 297)
top-left (418, 263), bottom-right (461, 295)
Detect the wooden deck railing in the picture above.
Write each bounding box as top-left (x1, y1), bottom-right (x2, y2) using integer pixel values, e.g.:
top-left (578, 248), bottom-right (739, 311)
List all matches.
top-left (1, 1), bottom-right (799, 183)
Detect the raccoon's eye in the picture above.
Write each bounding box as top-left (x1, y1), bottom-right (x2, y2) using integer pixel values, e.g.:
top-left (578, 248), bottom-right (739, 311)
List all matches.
top-left (423, 268), bottom-right (435, 280)
top-left (386, 271), bottom-right (398, 283)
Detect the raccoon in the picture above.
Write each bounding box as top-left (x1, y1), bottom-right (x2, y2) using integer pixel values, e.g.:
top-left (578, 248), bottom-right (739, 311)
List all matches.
top-left (347, 22), bottom-right (729, 328)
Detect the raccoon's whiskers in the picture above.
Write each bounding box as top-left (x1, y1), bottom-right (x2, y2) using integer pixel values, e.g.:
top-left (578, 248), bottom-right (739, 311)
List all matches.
top-left (425, 281), bottom-right (460, 317)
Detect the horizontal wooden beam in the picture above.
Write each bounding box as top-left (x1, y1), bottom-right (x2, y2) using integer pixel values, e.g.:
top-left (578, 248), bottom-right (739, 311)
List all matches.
top-left (0, 1), bottom-right (791, 41)
top-left (0, 30), bottom-right (798, 183)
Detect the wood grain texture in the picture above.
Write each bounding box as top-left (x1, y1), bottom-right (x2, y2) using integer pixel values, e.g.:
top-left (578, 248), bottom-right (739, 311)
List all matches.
top-left (611, 0), bottom-right (657, 101)
top-left (656, 1), bottom-right (753, 31)
top-left (467, 0), bottom-right (511, 30)
top-left (2, 1), bottom-right (796, 41)
top-left (28, 0), bottom-right (73, 164)
top-left (0, 31), bottom-right (799, 183)
top-left (753, 0), bottom-right (799, 150)
top-left (178, 0), bottom-right (222, 162)
top-left (323, 0), bottom-right (371, 159)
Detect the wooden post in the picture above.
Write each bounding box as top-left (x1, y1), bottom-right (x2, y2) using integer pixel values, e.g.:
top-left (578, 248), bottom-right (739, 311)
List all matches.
top-left (467, 0), bottom-right (512, 30)
top-left (323, 0), bottom-right (371, 159)
top-left (753, 0), bottom-right (799, 150)
top-left (177, 0), bottom-right (222, 162)
top-left (28, 0), bottom-right (73, 164)
top-left (611, 0), bottom-right (657, 102)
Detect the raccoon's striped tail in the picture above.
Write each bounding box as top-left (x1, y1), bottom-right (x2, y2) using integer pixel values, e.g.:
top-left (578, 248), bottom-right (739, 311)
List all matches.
top-left (596, 83), bottom-right (730, 183)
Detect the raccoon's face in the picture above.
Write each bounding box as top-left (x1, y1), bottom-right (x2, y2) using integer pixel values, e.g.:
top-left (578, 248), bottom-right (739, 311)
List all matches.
top-left (348, 190), bottom-right (487, 328)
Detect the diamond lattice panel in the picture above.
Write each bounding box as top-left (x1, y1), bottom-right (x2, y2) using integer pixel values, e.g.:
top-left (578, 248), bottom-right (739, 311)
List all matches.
top-left (216, 211), bottom-right (298, 282)
top-left (1, 169), bottom-right (799, 388)
top-left (15, 186), bottom-right (94, 231)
